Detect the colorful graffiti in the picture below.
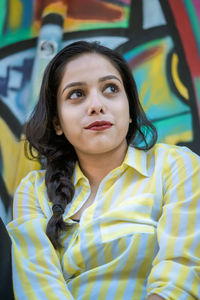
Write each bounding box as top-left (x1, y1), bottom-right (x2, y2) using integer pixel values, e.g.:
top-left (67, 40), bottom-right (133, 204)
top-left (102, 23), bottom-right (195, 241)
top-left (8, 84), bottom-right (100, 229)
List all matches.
top-left (0, 0), bottom-right (200, 223)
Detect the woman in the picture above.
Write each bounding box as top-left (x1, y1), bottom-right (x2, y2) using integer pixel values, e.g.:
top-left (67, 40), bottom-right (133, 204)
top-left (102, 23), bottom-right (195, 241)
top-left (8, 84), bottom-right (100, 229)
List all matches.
top-left (7, 41), bottom-right (200, 300)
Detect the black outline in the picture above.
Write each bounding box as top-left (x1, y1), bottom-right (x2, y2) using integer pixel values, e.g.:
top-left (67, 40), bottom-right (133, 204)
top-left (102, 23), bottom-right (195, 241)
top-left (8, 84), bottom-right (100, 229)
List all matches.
top-left (42, 13), bottom-right (64, 27)
top-left (0, 99), bottom-right (22, 139)
top-left (0, 38), bottom-right (37, 59)
top-left (0, 173), bottom-right (12, 212)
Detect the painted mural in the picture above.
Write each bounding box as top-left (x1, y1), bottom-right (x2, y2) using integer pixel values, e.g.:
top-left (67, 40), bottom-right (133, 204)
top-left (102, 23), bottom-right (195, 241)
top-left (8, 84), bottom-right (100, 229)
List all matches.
top-left (0, 0), bottom-right (200, 223)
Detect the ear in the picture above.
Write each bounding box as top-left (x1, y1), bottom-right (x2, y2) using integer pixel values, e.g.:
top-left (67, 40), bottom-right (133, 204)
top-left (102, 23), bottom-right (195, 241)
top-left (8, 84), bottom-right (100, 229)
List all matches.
top-left (53, 117), bottom-right (63, 135)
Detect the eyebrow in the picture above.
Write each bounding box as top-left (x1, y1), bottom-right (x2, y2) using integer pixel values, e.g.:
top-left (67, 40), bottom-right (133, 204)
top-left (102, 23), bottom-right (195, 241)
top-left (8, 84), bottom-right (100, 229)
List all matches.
top-left (99, 75), bottom-right (121, 83)
top-left (61, 75), bottom-right (122, 95)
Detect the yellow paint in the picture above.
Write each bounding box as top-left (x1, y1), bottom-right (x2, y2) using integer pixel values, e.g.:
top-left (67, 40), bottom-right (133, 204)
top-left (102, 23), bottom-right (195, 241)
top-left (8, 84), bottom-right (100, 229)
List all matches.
top-left (0, 118), bottom-right (40, 196)
top-left (139, 44), bottom-right (169, 112)
top-left (8, 0), bottom-right (23, 30)
top-left (64, 17), bottom-right (81, 31)
top-left (42, 2), bottom-right (67, 19)
top-left (139, 80), bottom-right (150, 111)
top-left (0, 118), bottom-right (19, 194)
top-left (14, 135), bottom-right (41, 191)
top-left (172, 53), bottom-right (189, 100)
top-left (32, 1), bottom-right (68, 34)
top-left (32, 21), bottom-right (40, 36)
top-left (162, 131), bottom-right (192, 145)
top-left (64, 17), bottom-right (94, 31)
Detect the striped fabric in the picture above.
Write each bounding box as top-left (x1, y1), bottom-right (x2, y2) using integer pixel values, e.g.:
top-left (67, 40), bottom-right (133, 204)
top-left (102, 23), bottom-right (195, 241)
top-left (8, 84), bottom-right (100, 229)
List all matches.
top-left (7, 144), bottom-right (200, 300)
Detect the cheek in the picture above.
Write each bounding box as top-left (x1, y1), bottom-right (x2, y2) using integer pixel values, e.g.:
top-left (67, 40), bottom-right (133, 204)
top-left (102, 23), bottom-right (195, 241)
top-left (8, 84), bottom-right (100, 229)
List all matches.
top-left (115, 108), bottom-right (130, 134)
top-left (119, 102), bottom-right (130, 132)
top-left (59, 105), bottom-right (75, 125)
top-left (118, 99), bottom-right (130, 120)
top-left (59, 110), bottom-right (82, 140)
top-left (59, 111), bottom-right (74, 134)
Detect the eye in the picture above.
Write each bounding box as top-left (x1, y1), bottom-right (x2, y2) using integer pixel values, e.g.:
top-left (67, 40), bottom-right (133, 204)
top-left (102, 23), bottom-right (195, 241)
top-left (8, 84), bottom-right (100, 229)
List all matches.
top-left (103, 83), bottom-right (119, 94)
top-left (67, 89), bottom-right (85, 100)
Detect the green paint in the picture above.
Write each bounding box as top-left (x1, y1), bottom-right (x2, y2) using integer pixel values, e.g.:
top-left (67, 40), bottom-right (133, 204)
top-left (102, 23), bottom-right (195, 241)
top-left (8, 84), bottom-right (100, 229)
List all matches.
top-left (0, 27), bottom-right (34, 48)
top-left (154, 112), bottom-right (193, 143)
top-left (194, 77), bottom-right (200, 107)
top-left (184, 0), bottom-right (200, 55)
top-left (0, 0), bottom-right (6, 37)
top-left (124, 37), bottom-right (173, 60)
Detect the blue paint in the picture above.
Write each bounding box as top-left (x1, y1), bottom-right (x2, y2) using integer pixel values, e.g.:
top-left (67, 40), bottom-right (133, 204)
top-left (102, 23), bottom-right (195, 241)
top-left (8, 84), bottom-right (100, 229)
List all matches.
top-left (142, 0), bottom-right (166, 29)
top-left (21, 0), bottom-right (34, 28)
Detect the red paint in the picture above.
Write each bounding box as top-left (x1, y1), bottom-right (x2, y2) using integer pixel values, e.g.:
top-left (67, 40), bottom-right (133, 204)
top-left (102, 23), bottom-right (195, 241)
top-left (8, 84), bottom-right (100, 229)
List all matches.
top-left (34, 0), bottom-right (122, 22)
top-left (67, 0), bottom-right (122, 21)
top-left (168, 0), bottom-right (200, 76)
top-left (128, 47), bottom-right (162, 70)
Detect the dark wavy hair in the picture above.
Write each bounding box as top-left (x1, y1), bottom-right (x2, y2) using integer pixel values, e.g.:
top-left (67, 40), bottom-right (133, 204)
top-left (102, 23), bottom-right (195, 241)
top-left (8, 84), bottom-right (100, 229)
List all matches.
top-left (25, 41), bottom-right (157, 248)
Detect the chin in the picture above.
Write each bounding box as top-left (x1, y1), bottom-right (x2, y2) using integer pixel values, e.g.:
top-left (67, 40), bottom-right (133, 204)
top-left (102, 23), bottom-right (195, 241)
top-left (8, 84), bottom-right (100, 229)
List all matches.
top-left (86, 147), bottom-right (113, 155)
top-left (84, 143), bottom-right (124, 155)
top-left (74, 136), bottom-right (128, 156)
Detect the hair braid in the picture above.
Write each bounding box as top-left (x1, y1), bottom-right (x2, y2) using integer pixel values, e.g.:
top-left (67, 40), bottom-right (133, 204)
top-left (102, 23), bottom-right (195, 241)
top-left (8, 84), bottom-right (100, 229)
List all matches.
top-left (45, 153), bottom-right (75, 249)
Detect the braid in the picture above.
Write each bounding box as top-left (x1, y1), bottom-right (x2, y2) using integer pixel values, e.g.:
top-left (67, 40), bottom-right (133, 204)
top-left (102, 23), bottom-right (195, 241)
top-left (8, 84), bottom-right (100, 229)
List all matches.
top-left (45, 153), bottom-right (75, 249)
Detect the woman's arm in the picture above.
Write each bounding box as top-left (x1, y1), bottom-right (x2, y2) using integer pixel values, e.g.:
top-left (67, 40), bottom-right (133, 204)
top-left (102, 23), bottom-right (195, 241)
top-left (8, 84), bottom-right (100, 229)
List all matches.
top-left (146, 146), bottom-right (200, 299)
top-left (7, 171), bottom-right (74, 300)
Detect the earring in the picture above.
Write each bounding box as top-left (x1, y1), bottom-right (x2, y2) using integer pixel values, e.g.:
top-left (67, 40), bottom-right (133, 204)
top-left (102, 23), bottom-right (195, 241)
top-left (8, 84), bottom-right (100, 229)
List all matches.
top-left (129, 118), bottom-right (132, 123)
top-left (55, 128), bottom-right (63, 135)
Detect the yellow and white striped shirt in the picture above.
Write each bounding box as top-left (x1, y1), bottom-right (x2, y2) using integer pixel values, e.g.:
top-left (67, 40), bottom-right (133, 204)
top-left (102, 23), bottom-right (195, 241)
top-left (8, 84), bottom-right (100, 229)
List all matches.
top-left (7, 144), bottom-right (200, 300)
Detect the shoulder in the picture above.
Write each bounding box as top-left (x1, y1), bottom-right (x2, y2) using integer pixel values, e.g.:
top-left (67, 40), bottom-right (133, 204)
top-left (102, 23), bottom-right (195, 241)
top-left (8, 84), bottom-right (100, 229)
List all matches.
top-left (13, 170), bottom-right (50, 220)
top-left (148, 143), bottom-right (199, 161)
top-left (16, 169), bottom-right (46, 192)
top-left (152, 143), bottom-right (200, 183)
top-left (127, 143), bottom-right (199, 177)
top-left (142, 143), bottom-right (200, 177)
top-left (15, 170), bottom-right (46, 196)
top-left (129, 143), bottom-right (200, 167)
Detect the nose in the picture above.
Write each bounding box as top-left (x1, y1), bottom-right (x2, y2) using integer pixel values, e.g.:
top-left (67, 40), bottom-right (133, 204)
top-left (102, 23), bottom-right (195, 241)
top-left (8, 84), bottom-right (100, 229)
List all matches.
top-left (87, 90), bottom-right (105, 115)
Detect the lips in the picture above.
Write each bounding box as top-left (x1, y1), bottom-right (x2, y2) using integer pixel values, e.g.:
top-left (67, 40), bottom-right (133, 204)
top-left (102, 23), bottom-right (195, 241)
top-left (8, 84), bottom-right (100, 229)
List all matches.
top-left (85, 120), bottom-right (112, 131)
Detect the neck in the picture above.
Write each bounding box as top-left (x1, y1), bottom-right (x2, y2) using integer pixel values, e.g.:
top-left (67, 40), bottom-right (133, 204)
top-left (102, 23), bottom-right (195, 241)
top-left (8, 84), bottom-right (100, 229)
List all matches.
top-left (76, 142), bottom-right (128, 188)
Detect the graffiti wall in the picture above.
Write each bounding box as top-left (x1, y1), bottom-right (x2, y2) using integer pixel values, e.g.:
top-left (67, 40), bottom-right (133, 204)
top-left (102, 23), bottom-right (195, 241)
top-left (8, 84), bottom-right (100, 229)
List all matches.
top-left (0, 0), bottom-right (200, 223)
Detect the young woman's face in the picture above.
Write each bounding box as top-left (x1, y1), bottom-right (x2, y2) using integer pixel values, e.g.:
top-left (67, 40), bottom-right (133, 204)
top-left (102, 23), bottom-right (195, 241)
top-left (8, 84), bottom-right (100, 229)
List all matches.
top-left (54, 53), bottom-right (130, 157)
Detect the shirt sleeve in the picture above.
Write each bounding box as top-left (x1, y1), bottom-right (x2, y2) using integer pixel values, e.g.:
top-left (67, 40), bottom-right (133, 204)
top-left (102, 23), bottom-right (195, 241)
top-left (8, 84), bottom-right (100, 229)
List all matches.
top-left (146, 146), bottom-right (200, 300)
top-left (7, 171), bottom-right (74, 300)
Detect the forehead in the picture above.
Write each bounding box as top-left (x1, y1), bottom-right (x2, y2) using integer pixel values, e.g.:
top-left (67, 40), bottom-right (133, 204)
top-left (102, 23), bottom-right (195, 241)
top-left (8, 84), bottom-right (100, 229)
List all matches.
top-left (60, 53), bottom-right (122, 83)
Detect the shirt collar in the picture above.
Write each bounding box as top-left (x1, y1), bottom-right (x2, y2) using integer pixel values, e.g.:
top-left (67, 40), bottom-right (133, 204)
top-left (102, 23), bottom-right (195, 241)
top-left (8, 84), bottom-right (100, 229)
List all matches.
top-left (73, 162), bottom-right (87, 186)
top-left (73, 145), bottom-right (149, 185)
top-left (123, 145), bottom-right (149, 177)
